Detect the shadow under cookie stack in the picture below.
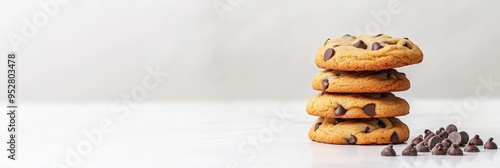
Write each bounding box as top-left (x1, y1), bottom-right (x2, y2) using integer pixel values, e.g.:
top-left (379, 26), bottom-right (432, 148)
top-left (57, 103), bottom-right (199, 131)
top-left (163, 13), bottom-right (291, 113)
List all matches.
top-left (307, 34), bottom-right (423, 145)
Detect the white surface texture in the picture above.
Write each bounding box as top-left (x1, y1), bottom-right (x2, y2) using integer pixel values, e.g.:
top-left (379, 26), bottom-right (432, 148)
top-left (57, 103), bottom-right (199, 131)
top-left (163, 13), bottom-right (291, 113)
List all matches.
top-left (0, 100), bottom-right (499, 167)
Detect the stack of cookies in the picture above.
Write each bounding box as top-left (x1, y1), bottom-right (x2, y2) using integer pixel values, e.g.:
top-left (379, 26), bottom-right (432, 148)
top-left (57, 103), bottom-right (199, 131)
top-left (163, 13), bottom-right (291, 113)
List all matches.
top-left (307, 34), bottom-right (423, 145)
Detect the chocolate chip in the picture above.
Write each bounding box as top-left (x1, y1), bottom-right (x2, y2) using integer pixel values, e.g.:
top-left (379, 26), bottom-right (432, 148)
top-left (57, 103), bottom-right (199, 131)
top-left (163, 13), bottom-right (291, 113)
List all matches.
top-left (436, 127), bottom-right (445, 135)
top-left (441, 138), bottom-right (452, 151)
top-left (448, 132), bottom-right (462, 145)
top-left (346, 134), bottom-right (357, 144)
top-left (363, 127), bottom-right (370, 133)
top-left (411, 135), bottom-right (423, 145)
top-left (464, 142), bottom-right (480, 152)
top-left (431, 143), bottom-right (447, 155)
top-left (377, 119), bottom-right (386, 128)
top-left (362, 104), bottom-right (376, 117)
top-left (470, 134), bottom-right (484, 145)
top-left (403, 42), bottom-right (412, 49)
top-left (447, 144), bottom-right (464, 156)
top-left (314, 122), bottom-right (322, 131)
top-left (484, 137), bottom-right (498, 149)
top-left (381, 145), bottom-right (396, 156)
top-left (459, 131), bottom-right (469, 146)
top-left (446, 124), bottom-right (458, 133)
top-left (323, 38), bottom-right (330, 45)
top-left (416, 141), bottom-right (430, 152)
top-left (375, 34), bottom-right (384, 37)
top-left (333, 45), bottom-right (340, 48)
top-left (390, 132), bottom-right (399, 144)
top-left (428, 135), bottom-right (442, 151)
top-left (403, 37), bottom-right (409, 40)
top-left (402, 143), bottom-right (417, 156)
top-left (343, 34), bottom-right (351, 37)
top-left (377, 72), bottom-right (389, 80)
top-left (424, 129), bottom-right (434, 138)
top-left (372, 42), bottom-right (383, 50)
top-left (438, 131), bottom-right (449, 139)
top-left (424, 131), bottom-right (435, 141)
top-left (334, 105), bottom-right (347, 116)
top-left (322, 79), bottom-right (329, 95)
top-left (323, 48), bottom-right (335, 61)
top-left (353, 40), bottom-right (367, 49)
top-left (333, 118), bottom-right (344, 125)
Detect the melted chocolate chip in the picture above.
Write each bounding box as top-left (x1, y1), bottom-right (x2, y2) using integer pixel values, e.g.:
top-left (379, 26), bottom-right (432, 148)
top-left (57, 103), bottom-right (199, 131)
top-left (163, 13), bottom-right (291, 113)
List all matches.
top-left (323, 38), bottom-right (330, 45)
top-left (322, 79), bottom-right (329, 95)
top-left (447, 144), bottom-right (464, 156)
top-left (353, 40), bottom-right (367, 49)
top-left (446, 124), bottom-right (458, 133)
top-left (470, 134), bottom-right (484, 145)
top-left (346, 134), bottom-right (357, 144)
top-left (323, 48), bottom-right (335, 61)
top-left (333, 118), bottom-right (344, 125)
top-left (448, 132), bottom-right (462, 145)
top-left (411, 135), bottom-right (423, 145)
top-left (390, 132), bottom-right (399, 144)
top-left (431, 143), bottom-right (447, 155)
top-left (381, 145), bottom-right (396, 156)
top-left (377, 119), bottom-right (386, 128)
top-left (484, 137), bottom-right (498, 149)
top-left (416, 141), bottom-right (430, 152)
top-left (459, 131), bottom-right (470, 146)
top-left (363, 127), bottom-right (370, 133)
top-left (464, 142), bottom-right (480, 152)
top-left (314, 122), bottom-right (322, 131)
top-left (402, 143), bottom-right (417, 156)
top-left (372, 42), bottom-right (383, 50)
top-left (334, 105), bottom-right (347, 116)
top-left (428, 135), bottom-right (442, 151)
top-left (362, 104), bottom-right (376, 117)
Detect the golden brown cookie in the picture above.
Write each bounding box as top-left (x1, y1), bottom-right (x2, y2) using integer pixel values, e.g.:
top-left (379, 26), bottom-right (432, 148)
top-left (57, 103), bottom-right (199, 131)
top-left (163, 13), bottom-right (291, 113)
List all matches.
top-left (316, 34), bottom-right (423, 71)
top-left (309, 117), bottom-right (409, 145)
top-left (312, 69), bottom-right (410, 93)
top-left (306, 93), bottom-right (409, 118)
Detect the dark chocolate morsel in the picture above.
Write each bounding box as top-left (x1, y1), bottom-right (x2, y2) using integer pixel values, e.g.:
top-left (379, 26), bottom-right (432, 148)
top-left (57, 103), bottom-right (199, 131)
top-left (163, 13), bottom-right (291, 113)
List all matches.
top-left (484, 137), bottom-right (498, 149)
top-left (402, 143), bottom-right (417, 156)
top-left (334, 104), bottom-right (347, 116)
top-left (431, 143), bottom-right (447, 155)
top-left (464, 142), bottom-right (480, 152)
top-left (428, 135), bottom-right (442, 151)
top-left (436, 127), bottom-right (445, 135)
top-left (346, 134), bottom-right (357, 144)
top-left (470, 134), bottom-right (484, 145)
top-left (362, 104), bottom-right (376, 117)
top-left (390, 132), bottom-right (399, 144)
top-left (353, 40), bottom-right (367, 49)
top-left (438, 131), bottom-right (449, 139)
top-left (446, 124), bottom-right (458, 133)
top-left (381, 145), bottom-right (396, 156)
top-left (424, 129), bottom-right (434, 138)
top-left (448, 132), bottom-right (462, 145)
top-left (459, 131), bottom-right (469, 146)
top-left (333, 118), bottom-right (344, 125)
top-left (411, 135), bottom-right (423, 145)
top-left (403, 42), bottom-right (412, 49)
top-left (322, 79), bottom-right (329, 95)
top-left (403, 37), bottom-right (409, 40)
top-left (424, 132), bottom-right (436, 142)
top-left (375, 34), bottom-right (384, 37)
top-left (363, 127), bottom-right (370, 133)
top-left (323, 38), bottom-right (330, 45)
top-left (447, 144), bottom-right (464, 156)
top-left (416, 141), bottom-right (430, 152)
top-left (441, 138), bottom-right (452, 151)
top-left (372, 42), bottom-right (383, 50)
top-left (314, 122), bottom-right (322, 131)
top-left (377, 119), bottom-right (386, 128)
top-left (324, 48), bottom-right (335, 61)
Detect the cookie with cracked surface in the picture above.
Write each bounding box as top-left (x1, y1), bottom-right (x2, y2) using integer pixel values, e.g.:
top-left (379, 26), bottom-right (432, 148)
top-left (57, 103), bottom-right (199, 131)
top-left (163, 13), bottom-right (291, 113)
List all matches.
top-left (309, 117), bottom-right (409, 145)
top-left (306, 93), bottom-right (409, 118)
top-left (313, 69), bottom-right (410, 93)
top-left (316, 34), bottom-right (423, 71)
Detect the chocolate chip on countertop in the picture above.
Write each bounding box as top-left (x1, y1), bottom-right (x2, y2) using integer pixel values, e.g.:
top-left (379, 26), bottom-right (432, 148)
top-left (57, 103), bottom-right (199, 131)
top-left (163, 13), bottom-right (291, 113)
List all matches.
top-left (441, 138), bottom-right (452, 151)
top-left (446, 124), bottom-right (458, 133)
top-left (438, 131), bottom-right (449, 139)
top-left (314, 122), bottom-right (322, 131)
top-left (464, 141), bottom-right (480, 152)
top-left (436, 127), bottom-right (445, 135)
top-left (402, 143), bottom-right (417, 156)
top-left (322, 79), bottom-right (329, 95)
top-left (470, 134), bottom-right (484, 145)
top-left (335, 104), bottom-right (347, 116)
top-left (353, 40), bottom-right (367, 49)
top-left (372, 42), bottom-right (383, 50)
top-left (431, 143), bottom-right (447, 155)
top-left (448, 132), bottom-right (462, 145)
top-left (324, 48), bottom-right (335, 61)
top-left (459, 131), bottom-right (470, 146)
top-left (411, 135), bottom-right (423, 145)
top-left (362, 104), bottom-right (376, 117)
top-left (323, 38), bottom-right (330, 45)
top-left (447, 144), bottom-right (464, 156)
top-left (346, 134), bottom-right (357, 144)
top-left (381, 145), bottom-right (396, 156)
top-left (424, 129), bottom-right (434, 139)
top-left (428, 136), bottom-right (442, 151)
top-left (416, 141), bottom-right (430, 152)
top-left (424, 132), bottom-right (436, 142)
top-left (390, 132), bottom-right (399, 144)
top-left (484, 137), bottom-right (498, 149)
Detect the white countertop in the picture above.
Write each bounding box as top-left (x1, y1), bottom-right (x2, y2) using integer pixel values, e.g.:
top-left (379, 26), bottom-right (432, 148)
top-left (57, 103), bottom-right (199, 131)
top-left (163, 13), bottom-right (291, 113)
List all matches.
top-left (1, 99), bottom-right (499, 168)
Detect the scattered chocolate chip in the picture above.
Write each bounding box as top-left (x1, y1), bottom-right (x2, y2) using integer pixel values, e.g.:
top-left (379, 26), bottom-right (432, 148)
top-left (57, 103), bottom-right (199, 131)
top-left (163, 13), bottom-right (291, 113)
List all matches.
top-left (448, 132), bottom-right (462, 145)
top-left (436, 127), bottom-right (445, 135)
top-left (324, 48), bottom-right (335, 61)
top-left (411, 135), bottom-right (423, 145)
top-left (441, 138), bottom-right (452, 151)
top-left (446, 124), bottom-right (458, 133)
top-left (372, 42), bottom-right (383, 50)
top-left (362, 104), bottom-right (376, 117)
top-left (323, 38), bottom-right (330, 45)
top-left (459, 131), bottom-right (470, 146)
top-left (375, 34), bottom-right (384, 37)
top-left (464, 142), bottom-right (480, 152)
top-left (484, 137), bottom-right (498, 149)
top-left (428, 136), bottom-right (442, 151)
top-left (322, 79), bottom-right (329, 95)
top-left (391, 132), bottom-right (399, 144)
top-left (424, 132), bottom-right (436, 142)
top-left (402, 143), bottom-right (417, 156)
top-left (447, 144), bottom-right (464, 156)
top-left (346, 134), bottom-right (357, 144)
top-left (333, 118), bottom-right (344, 125)
top-left (431, 143), bottom-right (447, 155)
top-left (334, 105), bottom-right (347, 116)
top-left (381, 145), bottom-right (396, 156)
top-left (363, 127), bottom-right (370, 133)
top-left (470, 134), bottom-right (484, 145)
top-left (416, 141), bottom-right (430, 152)
top-left (353, 40), bottom-right (367, 49)
top-left (314, 122), bottom-right (322, 131)
top-left (438, 131), bottom-right (449, 139)
top-left (377, 119), bottom-right (386, 128)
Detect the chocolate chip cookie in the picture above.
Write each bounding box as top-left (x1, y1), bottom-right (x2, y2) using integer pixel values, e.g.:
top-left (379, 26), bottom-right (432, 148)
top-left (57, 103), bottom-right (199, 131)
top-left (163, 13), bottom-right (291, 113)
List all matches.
top-left (316, 34), bottom-right (423, 71)
top-left (309, 117), bottom-right (409, 144)
top-left (313, 69), bottom-right (410, 93)
top-left (306, 93), bottom-right (409, 118)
